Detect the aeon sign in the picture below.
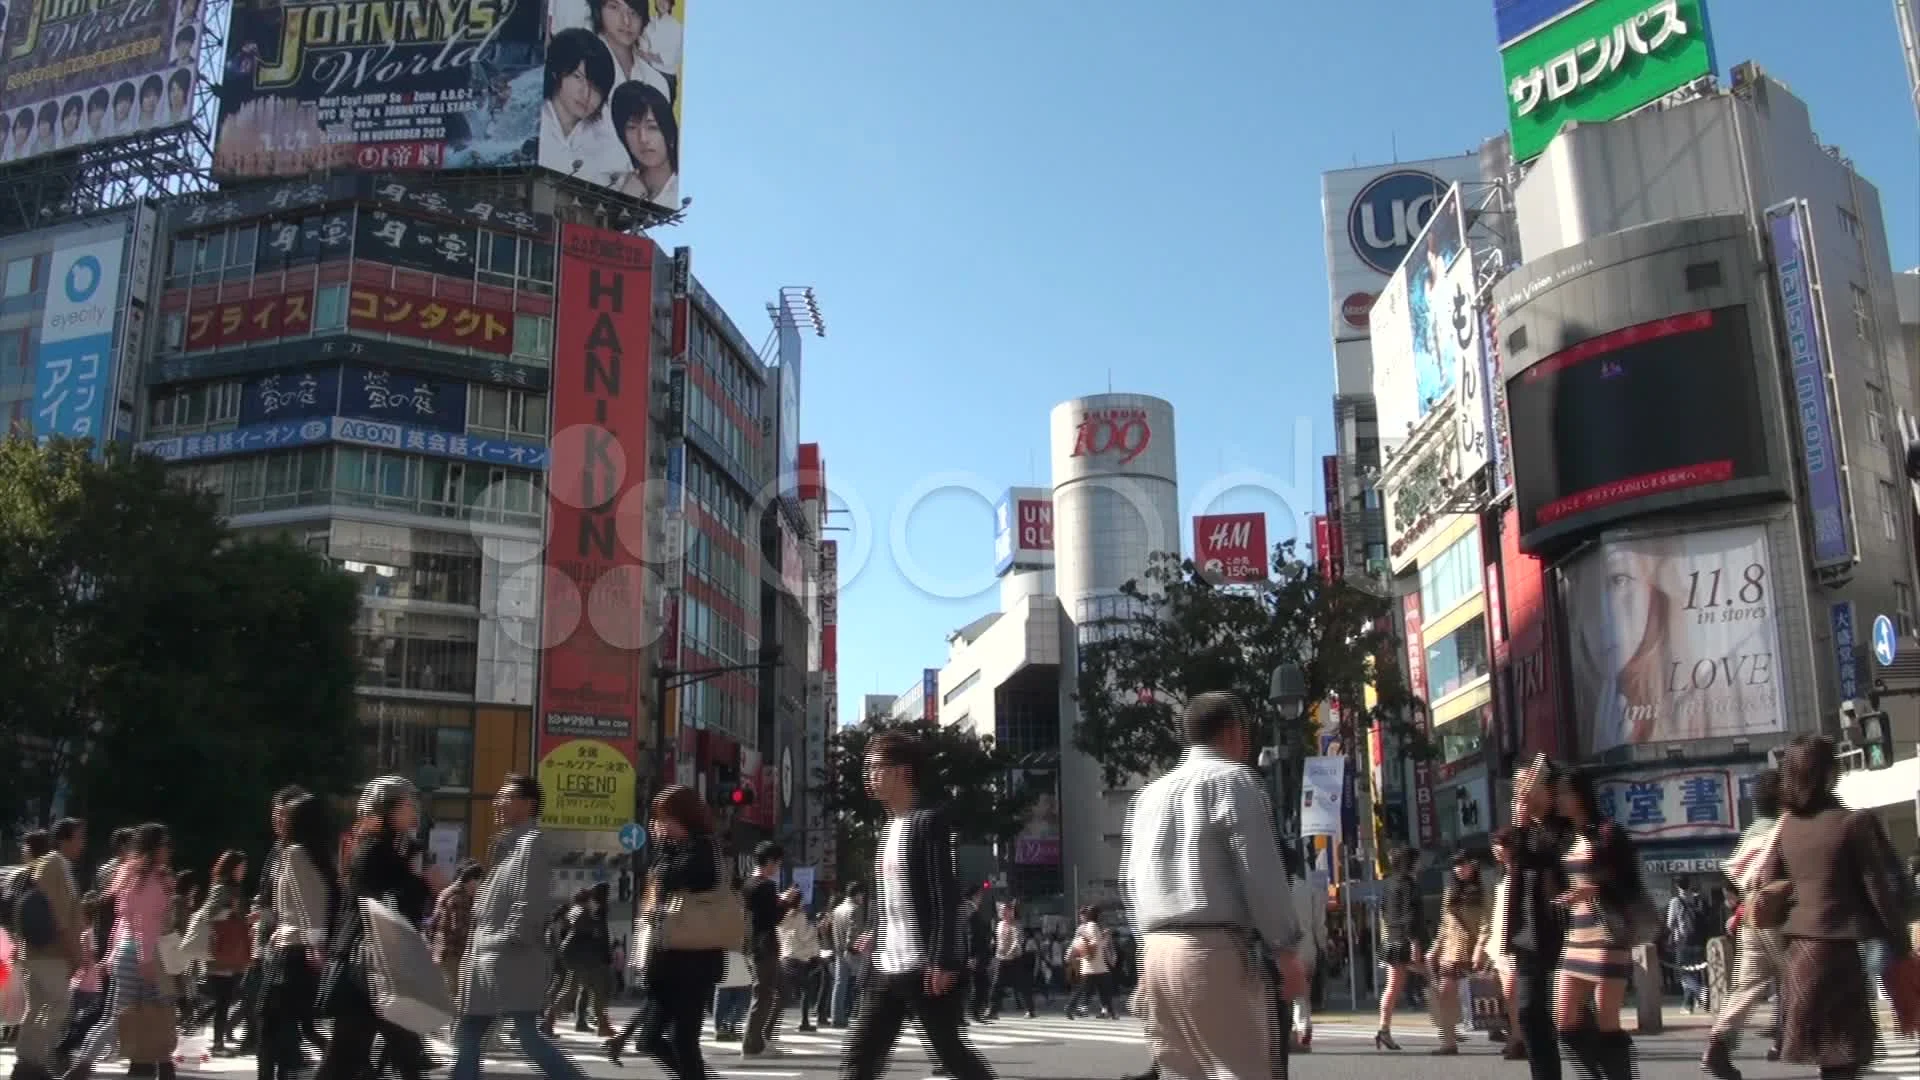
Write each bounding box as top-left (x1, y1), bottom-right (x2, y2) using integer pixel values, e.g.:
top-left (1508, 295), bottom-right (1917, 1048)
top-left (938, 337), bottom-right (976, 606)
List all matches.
top-left (1070, 407), bottom-right (1152, 465)
top-left (1348, 170), bottom-right (1448, 275)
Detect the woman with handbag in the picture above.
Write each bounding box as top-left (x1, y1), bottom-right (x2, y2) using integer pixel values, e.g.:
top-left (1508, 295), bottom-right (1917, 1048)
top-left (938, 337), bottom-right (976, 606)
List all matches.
top-left (1761, 735), bottom-right (1911, 1080)
top-left (1551, 767), bottom-right (1644, 1080)
top-left (313, 777), bottom-right (433, 1080)
top-left (1373, 846), bottom-right (1425, 1051)
top-left (1425, 851), bottom-right (1489, 1055)
top-left (196, 852), bottom-right (253, 1056)
top-left (71, 824), bottom-right (176, 1080)
top-left (604, 784), bottom-right (729, 1078)
top-left (257, 795), bottom-right (338, 1080)
top-left (1063, 907), bottom-right (1115, 1020)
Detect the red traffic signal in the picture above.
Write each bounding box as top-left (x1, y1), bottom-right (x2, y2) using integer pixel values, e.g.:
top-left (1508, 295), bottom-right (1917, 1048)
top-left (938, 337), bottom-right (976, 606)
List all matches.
top-left (727, 785), bottom-right (756, 807)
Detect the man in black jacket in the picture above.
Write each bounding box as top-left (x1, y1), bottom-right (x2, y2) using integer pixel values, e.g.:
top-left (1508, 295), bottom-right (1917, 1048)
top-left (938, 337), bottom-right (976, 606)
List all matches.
top-left (841, 731), bottom-right (995, 1080)
top-left (1506, 760), bottom-right (1571, 1080)
top-left (740, 843), bottom-right (798, 1057)
top-left (963, 885), bottom-right (995, 1024)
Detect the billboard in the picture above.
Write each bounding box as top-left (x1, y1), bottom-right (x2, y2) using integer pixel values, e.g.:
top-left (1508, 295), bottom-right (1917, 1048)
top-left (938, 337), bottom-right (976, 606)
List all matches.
top-left (1593, 765), bottom-right (1755, 842)
top-left (214, 0), bottom-right (543, 177)
top-left (347, 287), bottom-right (513, 355)
top-left (0, 0), bottom-right (202, 166)
top-left (1369, 184), bottom-right (1470, 447)
top-left (1507, 307), bottom-right (1769, 542)
top-left (186, 290), bottom-right (315, 352)
top-left (1496, 503), bottom-right (1565, 759)
top-left (1321, 455), bottom-right (1346, 580)
top-left (1561, 523), bottom-right (1787, 755)
top-left (32, 234), bottom-right (126, 444)
top-left (1494, 0), bottom-right (1592, 45)
top-left (1193, 512), bottom-right (1268, 584)
top-left (539, 0), bottom-right (686, 212)
top-left (536, 224), bottom-right (654, 832)
top-left (1766, 200), bottom-right (1854, 572)
top-left (921, 668), bottom-right (938, 725)
top-left (1012, 769), bottom-right (1059, 865)
top-left (1501, 0), bottom-right (1715, 163)
top-left (1321, 156), bottom-right (1484, 343)
top-left (993, 487), bottom-right (1054, 576)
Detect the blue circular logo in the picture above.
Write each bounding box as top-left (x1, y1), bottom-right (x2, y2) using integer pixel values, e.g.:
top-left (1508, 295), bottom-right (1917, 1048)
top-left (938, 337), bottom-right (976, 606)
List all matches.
top-left (63, 255), bottom-right (103, 303)
top-left (1347, 171), bottom-right (1448, 275)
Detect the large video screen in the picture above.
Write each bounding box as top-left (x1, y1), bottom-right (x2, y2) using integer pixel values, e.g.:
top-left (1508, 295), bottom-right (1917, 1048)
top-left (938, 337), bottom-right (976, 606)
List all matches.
top-left (1508, 306), bottom-right (1769, 541)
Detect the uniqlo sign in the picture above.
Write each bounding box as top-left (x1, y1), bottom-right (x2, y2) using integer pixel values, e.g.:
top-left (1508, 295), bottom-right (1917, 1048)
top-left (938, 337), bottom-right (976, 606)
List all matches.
top-left (1193, 512), bottom-right (1267, 584)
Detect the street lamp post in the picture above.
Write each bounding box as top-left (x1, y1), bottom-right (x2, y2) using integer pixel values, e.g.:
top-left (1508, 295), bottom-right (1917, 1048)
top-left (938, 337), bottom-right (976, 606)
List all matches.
top-left (1265, 663), bottom-right (1307, 837)
top-left (648, 647), bottom-right (784, 868)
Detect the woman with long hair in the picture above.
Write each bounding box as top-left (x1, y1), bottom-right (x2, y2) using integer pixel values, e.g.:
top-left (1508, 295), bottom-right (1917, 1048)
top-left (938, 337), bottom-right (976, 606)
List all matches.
top-left (196, 851), bottom-right (252, 1056)
top-left (72, 824), bottom-right (176, 1080)
top-left (605, 784), bottom-right (724, 1078)
top-left (1426, 851), bottom-right (1489, 1055)
top-left (1552, 767), bottom-right (1642, 1080)
top-left (258, 795), bottom-right (339, 1080)
top-left (1572, 548), bottom-right (1675, 748)
top-left (1483, 827), bottom-right (1523, 1059)
top-left (1374, 846), bottom-right (1425, 1050)
top-left (1064, 906), bottom-right (1116, 1020)
top-left (314, 777), bottom-right (432, 1080)
top-left (1765, 735), bottom-right (1909, 1080)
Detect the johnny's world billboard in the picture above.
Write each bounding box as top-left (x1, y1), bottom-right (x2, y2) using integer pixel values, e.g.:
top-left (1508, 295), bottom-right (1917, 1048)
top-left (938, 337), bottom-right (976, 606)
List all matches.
top-left (213, 0), bottom-right (687, 215)
top-left (0, 0), bottom-right (205, 165)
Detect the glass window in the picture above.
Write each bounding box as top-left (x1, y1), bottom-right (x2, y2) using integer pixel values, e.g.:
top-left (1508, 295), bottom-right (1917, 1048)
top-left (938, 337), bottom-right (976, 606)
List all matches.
top-left (470, 386), bottom-right (508, 431)
top-left (1880, 480), bottom-right (1899, 543)
top-left (1418, 531), bottom-right (1484, 620)
top-left (166, 238), bottom-right (193, 285)
top-left (1897, 581), bottom-right (1917, 637)
top-left (1426, 613), bottom-right (1489, 702)
top-left (227, 226), bottom-right (258, 274)
top-left (193, 232), bottom-right (227, 279)
top-left (432, 727), bottom-right (474, 790)
top-left (513, 315), bottom-right (551, 362)
top-left (2, 257), bottom-right (33, 298)
top-left (1435, 705), bottom-right (1487, 768)
top-left (1851, 283), bottom-right (1874, 341)
top-left (314, 285), bottom-right (348, 331)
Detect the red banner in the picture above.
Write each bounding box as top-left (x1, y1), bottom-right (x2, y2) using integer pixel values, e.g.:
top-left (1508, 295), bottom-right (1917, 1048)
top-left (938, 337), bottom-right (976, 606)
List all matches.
top-left (1497, 503), bottom-right (1563, 759)
top-left (1404, 592), bottom-right (1438, 848)
top-left (535, 225), bottom-right (654, 832)
top-left (1322, 455), bottom-right (1346, 579)
top-left (1193, 512), bottom-right (1267, 584)
top-left (348, 287), bottom-right (514, 355)
top-left (1312, 515), bottom-right (1331, 580)
top-left (186, 291), bottom-right (314, 351)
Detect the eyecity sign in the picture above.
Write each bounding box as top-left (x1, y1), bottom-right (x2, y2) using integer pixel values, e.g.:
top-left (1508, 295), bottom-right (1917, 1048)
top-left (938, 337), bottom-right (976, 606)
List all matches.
top-left (1500, 0), bottom-right (1715, 162)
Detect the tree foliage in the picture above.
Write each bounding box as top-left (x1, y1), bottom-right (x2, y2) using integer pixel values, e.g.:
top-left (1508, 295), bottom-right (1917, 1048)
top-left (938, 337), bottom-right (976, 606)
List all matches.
top-left (813, 713), bottom-right (1037, 888)
top-left (1073, 539), bottom-right (1427, 787)
top-left (0, 437), bottom-right (364, 870)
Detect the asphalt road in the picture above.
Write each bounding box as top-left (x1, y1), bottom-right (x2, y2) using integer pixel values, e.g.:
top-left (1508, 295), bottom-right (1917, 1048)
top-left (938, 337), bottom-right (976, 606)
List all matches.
top-left (6, 1005), bottom-right (1914, 1080)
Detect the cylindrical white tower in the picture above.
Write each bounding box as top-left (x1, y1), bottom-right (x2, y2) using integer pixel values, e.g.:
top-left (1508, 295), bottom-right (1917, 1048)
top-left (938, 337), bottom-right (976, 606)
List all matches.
top-left (1050, 393), bottom-right (1178, 908)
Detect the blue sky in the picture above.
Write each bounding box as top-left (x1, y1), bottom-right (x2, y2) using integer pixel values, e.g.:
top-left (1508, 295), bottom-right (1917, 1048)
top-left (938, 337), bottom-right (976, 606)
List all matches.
top-left (670, 1), bottom-right (1920, 726)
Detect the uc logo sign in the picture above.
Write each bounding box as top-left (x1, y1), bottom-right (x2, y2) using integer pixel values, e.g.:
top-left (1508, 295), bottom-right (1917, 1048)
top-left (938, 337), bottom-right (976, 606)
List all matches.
top-left (63, 255), bottom-right (103, 303)
top-left (1347, 170), bottom-right (1447, 275)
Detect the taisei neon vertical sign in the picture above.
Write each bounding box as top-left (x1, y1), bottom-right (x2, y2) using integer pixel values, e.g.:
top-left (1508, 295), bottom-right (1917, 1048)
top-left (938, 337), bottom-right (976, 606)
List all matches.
top-left (536, 225), bottom-right (653, 832)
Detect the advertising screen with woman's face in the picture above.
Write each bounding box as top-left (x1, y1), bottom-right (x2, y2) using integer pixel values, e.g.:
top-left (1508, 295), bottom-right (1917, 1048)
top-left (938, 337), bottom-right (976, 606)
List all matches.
top-left (1559, 523), bottom-right (1789, 755)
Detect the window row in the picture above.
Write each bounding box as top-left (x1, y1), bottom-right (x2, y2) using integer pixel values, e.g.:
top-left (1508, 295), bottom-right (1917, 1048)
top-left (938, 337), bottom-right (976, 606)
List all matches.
top-left (356, 628), bottom-right (477, 696)
top-left (147, 372), bottom-right (550, 441)
top-left (335, 546), bottom-right (483, 608)
top-left (1419, 531), bottom-right (1484, 623)
top-left (359, 718), bottom-right (475, 791)
top-left (1433, 706), bottom-right (1487, 769)
top-left (1426, 613), bottom-right (1490, 704)
top-left (684, 526), bottom-right (754, 613)
top-left (686, 381), bottom-right (755, 485)
top-left (681, 594), bottom-right (757, 668)
top-left (682, 452), bottom-right (752, 540)
top-left (166, 217), bottom-right (557, 296)
top-left (687, 314), bottom-right (761, 420)
top-left (168, 446), bottom-right (545, 529)
top-left (678, 679), bottom-right (753, 743)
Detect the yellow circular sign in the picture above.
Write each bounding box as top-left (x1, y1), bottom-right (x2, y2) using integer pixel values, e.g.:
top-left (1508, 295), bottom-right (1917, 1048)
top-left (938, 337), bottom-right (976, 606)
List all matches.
top-left (538, 739), bottom-right (637, 832)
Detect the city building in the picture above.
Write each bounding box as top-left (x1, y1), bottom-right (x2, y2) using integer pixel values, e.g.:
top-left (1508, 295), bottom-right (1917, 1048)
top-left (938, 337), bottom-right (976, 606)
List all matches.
top-left (1491, 63), bottom-right (1920, 870)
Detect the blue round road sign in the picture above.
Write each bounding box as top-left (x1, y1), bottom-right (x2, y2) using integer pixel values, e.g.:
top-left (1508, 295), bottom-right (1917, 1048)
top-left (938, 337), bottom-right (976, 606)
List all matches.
top-left (1873, 614), bottom-right (1899, 667)
top-left (618, 822), bottom-right (646, 852)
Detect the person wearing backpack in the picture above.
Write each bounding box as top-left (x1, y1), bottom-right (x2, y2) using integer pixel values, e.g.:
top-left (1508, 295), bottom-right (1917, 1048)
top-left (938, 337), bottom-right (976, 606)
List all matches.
top-left (1665, 876), bottom-right (1710, 1011)
top-left (12, 820), bottom-right (86, 1080)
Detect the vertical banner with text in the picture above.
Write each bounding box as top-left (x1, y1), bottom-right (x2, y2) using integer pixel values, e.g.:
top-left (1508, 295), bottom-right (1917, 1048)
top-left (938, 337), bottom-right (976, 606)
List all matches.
top-left (1404, 591), bottom-right (1438, 848)
top-left (536, 225), bottom-right (654, 832)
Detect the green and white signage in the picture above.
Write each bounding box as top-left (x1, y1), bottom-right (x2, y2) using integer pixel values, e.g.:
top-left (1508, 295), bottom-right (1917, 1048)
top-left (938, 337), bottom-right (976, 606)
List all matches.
top-left (1500, 0), bottom-right (1716, 162)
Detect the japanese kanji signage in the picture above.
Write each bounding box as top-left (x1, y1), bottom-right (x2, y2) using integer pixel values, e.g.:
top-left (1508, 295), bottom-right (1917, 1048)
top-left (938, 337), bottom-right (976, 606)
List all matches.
top-left (171, 176), bottom-right (549, 236)
top-left (239, 368), bottom-right (341, 426)
top-left (355, 208), bottom-right (480, 281)
top-left (135, 416), bottom-right (548, 470)
top-left (148, 334), bottom-right (547, 392)
top-left (348, 289), bottom-right (512, 356)
top-left (32, 234), bottom-right (125, 445)
top-left (340, 366), bottom-right (465, 433)
top-left (536, 224), bottom-right (654, 832)
top-left (188, 292), bottom-right (315, 352)
top-left (1593, 767), bottom-right (1746, 841)
top-left (252, 212), bottom-right (353, 270)
top-left (1831, 601), bottom-right (1862, 705)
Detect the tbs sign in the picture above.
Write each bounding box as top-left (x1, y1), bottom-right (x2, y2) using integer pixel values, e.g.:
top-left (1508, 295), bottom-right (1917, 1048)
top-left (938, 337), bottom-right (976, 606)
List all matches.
top-left (1348, 170), bottom-right (1449, 275)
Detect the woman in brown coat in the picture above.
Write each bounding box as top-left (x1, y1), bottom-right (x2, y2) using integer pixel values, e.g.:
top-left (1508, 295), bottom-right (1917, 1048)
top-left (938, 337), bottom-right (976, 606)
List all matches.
top-left (1425, 851), bottom-right (1488, 1054)
top-left (1763, 734), bottom-right (1910, 1080)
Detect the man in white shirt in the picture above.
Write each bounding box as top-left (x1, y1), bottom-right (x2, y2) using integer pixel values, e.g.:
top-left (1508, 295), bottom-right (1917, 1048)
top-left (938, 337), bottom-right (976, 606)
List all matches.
top-left (1121, 691), bottom-right (1303, 1080)
top-left (840, 731), bottom-right (995, 1080)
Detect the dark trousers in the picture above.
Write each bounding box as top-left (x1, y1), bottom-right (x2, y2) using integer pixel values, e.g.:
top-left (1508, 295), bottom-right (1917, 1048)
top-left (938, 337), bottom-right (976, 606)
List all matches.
top-left (620, 965), bottom-right (715, 1080)
top-left (968, 963), bottom-right (993, 1021)
top-left (991, 959), bottom-right (1034, 1017)
top-left (742, 940), bottom-right (781, 1054)
top-left (840, 969), bottom-right (993, 1080)
top-left (314, 1004), bottom-right (425, 1080)
top-left (1068, 971), bottom-right (1116, 1017)
top-left (1513, 950), bottom-right (1562, 1080)
top-left (204, 974), bottom-right (240, 1048)
top-left (254, 1001), bottom-right (303, 1080)
top-left (784, 959), bottom-right (825, 1028)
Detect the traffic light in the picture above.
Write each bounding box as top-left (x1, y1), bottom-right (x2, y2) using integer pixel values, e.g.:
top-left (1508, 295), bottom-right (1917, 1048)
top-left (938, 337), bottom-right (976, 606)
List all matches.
top-left (1862, 711), bottom-right (1896, 770)
top-left (722, 784), bottom-right (756, 808)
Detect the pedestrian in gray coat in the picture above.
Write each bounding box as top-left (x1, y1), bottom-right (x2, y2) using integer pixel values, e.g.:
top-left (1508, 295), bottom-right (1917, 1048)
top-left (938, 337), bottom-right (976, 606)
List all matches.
top-left (448, 775), bottom-right (588, 1080)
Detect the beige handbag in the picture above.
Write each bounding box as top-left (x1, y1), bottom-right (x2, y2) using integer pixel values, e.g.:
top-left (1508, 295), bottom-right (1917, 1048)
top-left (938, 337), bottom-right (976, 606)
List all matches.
top-left (657, 841), bottom-right (746, 953)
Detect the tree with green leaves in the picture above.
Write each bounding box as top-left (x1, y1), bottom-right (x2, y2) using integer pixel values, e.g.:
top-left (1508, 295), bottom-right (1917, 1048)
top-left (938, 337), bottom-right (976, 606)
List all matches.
top-left (813, 712), bottom-right (1037, 888)
top-left (0, 437), bottom-right (364, 870)
top-left (1073, 540), bottom-right (1427, 789)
